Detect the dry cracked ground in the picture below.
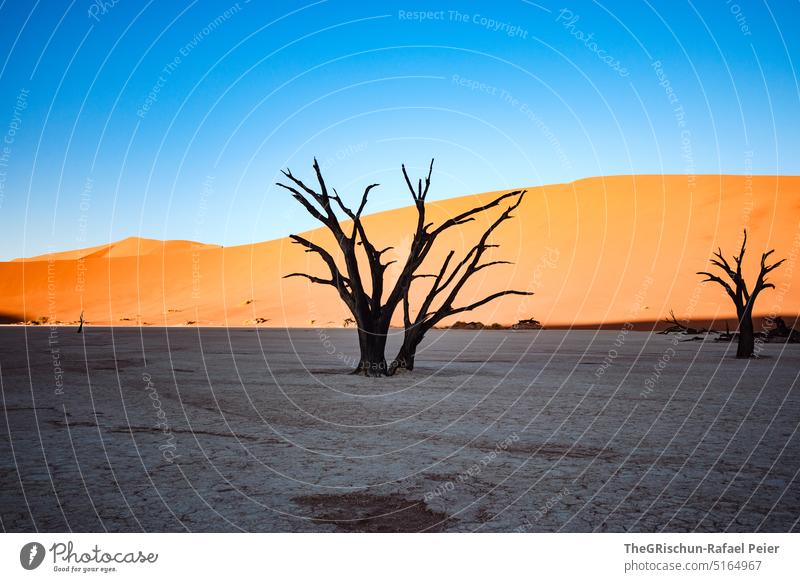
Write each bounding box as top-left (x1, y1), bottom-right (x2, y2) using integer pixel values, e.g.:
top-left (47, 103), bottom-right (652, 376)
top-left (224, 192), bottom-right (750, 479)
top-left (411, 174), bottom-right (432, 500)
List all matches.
top-left (1, 327), bottom-right (798, 532)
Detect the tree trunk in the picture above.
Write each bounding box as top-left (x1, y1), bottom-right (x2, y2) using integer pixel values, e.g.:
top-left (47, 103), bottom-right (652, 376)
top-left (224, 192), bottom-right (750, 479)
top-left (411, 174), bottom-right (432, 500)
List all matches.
top-left (353, 322), bottom-right (389, 376)
top-left (390, 329), bottom-right (423, 374)
top-left (391, 344), bottom-right (415, 373)
top-left (737, 307), bottom-right (755, 358)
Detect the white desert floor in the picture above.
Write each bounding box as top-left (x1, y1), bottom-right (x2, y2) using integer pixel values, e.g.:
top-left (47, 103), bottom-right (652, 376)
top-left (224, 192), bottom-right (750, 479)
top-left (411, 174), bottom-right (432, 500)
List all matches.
top-left (0, 327), bottom-right (798, 532)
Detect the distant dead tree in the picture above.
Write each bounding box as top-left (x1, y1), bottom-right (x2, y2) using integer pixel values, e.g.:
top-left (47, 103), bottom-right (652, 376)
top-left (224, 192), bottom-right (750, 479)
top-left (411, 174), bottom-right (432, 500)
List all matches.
top-left (278, 159), bottom-right (531, 376)
top-left (697, 229), bottom-right (785, 358)
top-left (659, 309), bottom-right (702, 335)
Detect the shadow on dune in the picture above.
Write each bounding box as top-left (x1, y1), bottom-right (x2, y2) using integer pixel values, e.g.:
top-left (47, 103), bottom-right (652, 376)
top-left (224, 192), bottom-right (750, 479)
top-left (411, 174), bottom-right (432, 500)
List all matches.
top-left (544, 314), bottom-right (800, 332)
top-left (0, 312), bottom-right (23, 324)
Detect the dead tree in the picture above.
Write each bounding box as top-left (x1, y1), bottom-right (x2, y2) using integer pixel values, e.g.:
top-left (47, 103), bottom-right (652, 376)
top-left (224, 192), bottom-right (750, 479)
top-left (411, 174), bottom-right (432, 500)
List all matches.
top-left (659, 309), bottom-right (702, 334)
top-left (390, 168), bottom-right (532, 372)
top-left (697, 229), bottom-right (785, 358)
top-left (279, 159), bottom-right (532, 375)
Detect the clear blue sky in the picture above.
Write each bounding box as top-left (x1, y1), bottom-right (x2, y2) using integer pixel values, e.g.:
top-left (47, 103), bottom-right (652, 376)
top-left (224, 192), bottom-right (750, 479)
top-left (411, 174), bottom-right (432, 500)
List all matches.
top-left (0, 0), bottom-right (798, 259)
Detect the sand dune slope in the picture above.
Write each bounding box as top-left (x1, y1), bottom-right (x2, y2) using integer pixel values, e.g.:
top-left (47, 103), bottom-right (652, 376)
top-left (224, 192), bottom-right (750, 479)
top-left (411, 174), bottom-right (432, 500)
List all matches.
top-left (1, 175), bottom-right (798, 327)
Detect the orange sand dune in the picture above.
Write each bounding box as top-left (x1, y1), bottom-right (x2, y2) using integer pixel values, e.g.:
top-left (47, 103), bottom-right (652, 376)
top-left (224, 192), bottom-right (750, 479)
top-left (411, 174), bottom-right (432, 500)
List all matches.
top-left (1, 175), bottom-right (798, 328)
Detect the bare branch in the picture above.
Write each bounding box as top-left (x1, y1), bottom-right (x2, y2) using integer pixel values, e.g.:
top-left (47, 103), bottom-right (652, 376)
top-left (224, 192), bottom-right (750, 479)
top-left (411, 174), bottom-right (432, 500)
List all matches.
top-left (288, 234), bottom-right (351, 294)
top-left (281, 168), bottom-right (322, 203)
top-left (473, 260), bottom-right (514, 273)
top-left (356, 183), bottom-right (379, 218)
top-left (401, 159), bottom-right (434, 201)
top-left (734, 229), bottom-right (748, 268)
top-left (420, 158), bottom-right (434, 200)
top-left (753, 248), bottom-right (787, 297)
top-left (762, 252), bottom-right (786, 275)
top-left (312, 158), bottom-right (333, 210)
top-left (330, 187), bottom-right (356, 221)
top-left (276, 182), bottom-right (327, 224)
top-left (283, 272), bottom-right (335, 286)
top-left (710, 248), bottom-right (735, 279)
top-left (280, 161), bottom-right (350, 242)
top-left (401, 163), bottom-right (417, 199)
top-left (697, 270), bottom-right (737, 303)
top-left (430, 189), bottom-right (525, 237)
top-left (735, 230), bottom-right (750, 301)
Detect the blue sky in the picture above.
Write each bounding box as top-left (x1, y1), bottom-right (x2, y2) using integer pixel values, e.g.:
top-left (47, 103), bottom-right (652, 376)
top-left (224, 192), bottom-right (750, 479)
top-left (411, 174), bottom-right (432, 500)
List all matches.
top-left (0, 0), bottom-right (798, 259)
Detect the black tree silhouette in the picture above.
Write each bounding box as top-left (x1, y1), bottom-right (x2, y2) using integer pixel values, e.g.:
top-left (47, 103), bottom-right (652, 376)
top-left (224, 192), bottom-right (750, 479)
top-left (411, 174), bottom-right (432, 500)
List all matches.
top-left (278, 159), bottom-right (532, 376)
top-left (697, 229), bottom-right (785, 358)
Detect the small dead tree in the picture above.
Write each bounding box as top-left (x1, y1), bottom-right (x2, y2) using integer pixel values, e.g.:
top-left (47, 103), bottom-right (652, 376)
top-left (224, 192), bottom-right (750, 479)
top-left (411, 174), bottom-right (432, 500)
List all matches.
top-left (279, 159), bottom-right (532, 375)
top-left (659, 309), bottom-right (702, 335)
top-left (697, 229), bottom-right (785, 358)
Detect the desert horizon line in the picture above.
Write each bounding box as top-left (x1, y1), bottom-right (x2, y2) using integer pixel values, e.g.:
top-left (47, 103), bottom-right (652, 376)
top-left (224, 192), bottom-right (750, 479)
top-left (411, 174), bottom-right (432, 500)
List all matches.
top-left (4, 315), bottom-right (798, 330)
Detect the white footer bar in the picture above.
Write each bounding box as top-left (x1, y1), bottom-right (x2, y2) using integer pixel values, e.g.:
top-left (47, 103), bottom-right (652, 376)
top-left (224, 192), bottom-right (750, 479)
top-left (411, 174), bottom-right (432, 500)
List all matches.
top-left (2, 533), bottom-right (798, 581)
